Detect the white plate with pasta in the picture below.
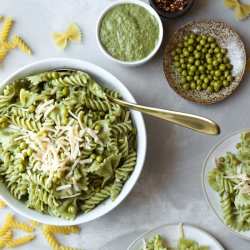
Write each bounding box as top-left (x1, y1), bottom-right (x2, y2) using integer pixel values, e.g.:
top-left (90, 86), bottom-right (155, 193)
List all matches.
top-left (0, 58), bottom-right (147, 225)
top-left (128, 223), bottom-right (224, 250)
top-left (202, 129), bottom-right (250, 240)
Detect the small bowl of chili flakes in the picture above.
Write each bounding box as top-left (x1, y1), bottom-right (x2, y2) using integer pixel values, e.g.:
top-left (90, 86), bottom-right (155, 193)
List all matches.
top-left (149, 0), bottom-right (195, 19)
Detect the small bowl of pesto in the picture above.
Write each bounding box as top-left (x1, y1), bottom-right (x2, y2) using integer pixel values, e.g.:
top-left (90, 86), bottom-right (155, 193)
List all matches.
top-left (97, 0), bottom-right (163, 66)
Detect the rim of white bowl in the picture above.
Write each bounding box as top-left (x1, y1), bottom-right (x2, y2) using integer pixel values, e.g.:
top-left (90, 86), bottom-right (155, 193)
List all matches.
top-left (202, 128), bottom-right (250, 240)
top-left (96, 0), bottom-right (164, 66)
top-left (0, 58), bottom-right (147, 225)
top-left (127, 223), bottom-right (225, 250)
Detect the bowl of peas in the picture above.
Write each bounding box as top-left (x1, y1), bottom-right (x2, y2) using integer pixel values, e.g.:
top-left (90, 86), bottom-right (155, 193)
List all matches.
top-left (163, 20), bottom-right (246, 104)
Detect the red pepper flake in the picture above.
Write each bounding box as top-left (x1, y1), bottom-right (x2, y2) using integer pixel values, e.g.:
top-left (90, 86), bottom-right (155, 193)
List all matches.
top-left (154, 0), bottom-right (190, 13)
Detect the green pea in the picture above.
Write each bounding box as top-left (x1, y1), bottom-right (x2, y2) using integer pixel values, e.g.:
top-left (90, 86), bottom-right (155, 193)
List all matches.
top-left (174, 62), bottom-right (180, 68)
top-left (196, 45), bottom-right (202, 51)
top-left (96, 155), bottom-right (103, 163)
top-left (181, 70), bottom-right (188, 76)
top-left (215, 70), bottom-right (221, 77)
top-left (213, 60), bottom-right (219, 67)
top-left (188, 38), bottom-right (195, 45)
top-left (224, 71), bottom-right (230, 77)
top-left (208, 36), bottom-right (215, 43)
top-left (184, 51), bottom-right (189, 57)
top-left (223, 80), bottom-right (230, 87)
top-left (20, 142), bottom-right (27, 150)
top-left (207, 86), bottom-right (214, 93)
top-left (202, 83), bottom-right (208, 89)
top-left (204, 78), bottom-right (209, 84)
top-left (18, 164), bottom-right (26, 172)
top-left (208, 48), bottom-right (214, 54)
top-left (180, 77), bottom-right (186, 84)
top-left (219, 64), bottom-right (226, 71)
top-left (186, 76), bottom-right (192, 82)
top-left (195, 60), bottom-right (201, 66)
top-left (194, 52), bottom-right (201, 59)
top-left (227, 75), bottom-right (233, 81)
top-left (221, 48), bottom-right (227, 54)
top-left (176, 48), bottom-right (182, 54)
top-left (190, 82), bottom-right (196, 90)
top-left (90, 153), bottom-right (96, 160)
top-left (200, 39), bottom-right (206, 46)
top-left (94, 124), bottom-right (101, 132)
top-left (198, 65), bottom-right (205, 72)
top-left (196, 86), bottom-right (202, 91)
top-left (183, 84), bottom-right (190, 90)
top-left (196, 79), bottom-right (202, 85)
top-left (210, 43), bottom-right (216, 49)
top-left (207, 64), bottom-right (213, 71)
top-left (214, 47), bottom-right (220, 53)
top-left (68, 205), bottom-right (77, 214)
top-left (227, 64), bottom-right (233, 70)
top-left (174, 55), bottom-right (179, 61)
top-left (190, 65), bottom-right (196, 71)
top-left (180, 58), bottom-right (185, 64)
top-left (181, 64), bottom-right (186, 69)
top-left (188, 57), bottom-right (194, 64)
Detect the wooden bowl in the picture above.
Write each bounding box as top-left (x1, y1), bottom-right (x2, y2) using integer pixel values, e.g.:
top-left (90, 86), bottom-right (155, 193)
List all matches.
top-left (163, 20), bottom-right (246, 104)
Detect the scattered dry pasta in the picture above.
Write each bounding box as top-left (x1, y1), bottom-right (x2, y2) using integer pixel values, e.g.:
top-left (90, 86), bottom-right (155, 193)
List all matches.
top-left (10, 220), bottom-right (34, 233)
top-left (224, 0), bottom-right (250, 20)
top-left (11, 35), bottom-right (32, 55)
top-left (0, 17), bottom-right (14, 42)
top-left (0, 16), bottom-right (32, 64)
top-left (5, 235), bottom-right (35, 248)
top-left (42, 225), bottom-right (80, 250)
top-left (0, 200), bottom-right (6, 209)
top-left (44, 225), bottom-right (80, 235)
top-left (52, 23), bottom-right (81, 49)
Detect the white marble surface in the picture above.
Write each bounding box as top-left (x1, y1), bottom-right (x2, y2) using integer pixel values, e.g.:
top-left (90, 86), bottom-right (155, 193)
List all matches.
top-left (1, 0), bottom-right (250, 249)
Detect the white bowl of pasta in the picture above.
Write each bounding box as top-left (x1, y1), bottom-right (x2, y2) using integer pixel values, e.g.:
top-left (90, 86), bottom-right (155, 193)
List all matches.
top-left (0, 58), bottom-right (147, 225)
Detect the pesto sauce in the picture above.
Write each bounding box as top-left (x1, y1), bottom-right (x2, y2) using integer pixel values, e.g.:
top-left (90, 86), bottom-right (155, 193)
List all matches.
top-left (100, 4), bottom-right (159, 62)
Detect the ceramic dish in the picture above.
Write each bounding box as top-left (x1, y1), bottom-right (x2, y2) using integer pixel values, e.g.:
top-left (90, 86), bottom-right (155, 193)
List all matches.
top-left (202, 128), bottom-right (250, 240)
top-left (163, 20), bottom-right (246, 104)
top-left (0, 58), bottom-right (147, 225)
top-left (149, 0), bottom-right (195, 19)
top-left (96, 0), bottom-right (163, 66)
top-left (128, 223), bottom-right (224, 250)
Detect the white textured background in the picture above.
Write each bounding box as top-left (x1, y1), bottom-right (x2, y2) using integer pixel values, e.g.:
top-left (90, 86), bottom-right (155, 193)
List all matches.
top-left (1, 0), bottom-right (250, 249)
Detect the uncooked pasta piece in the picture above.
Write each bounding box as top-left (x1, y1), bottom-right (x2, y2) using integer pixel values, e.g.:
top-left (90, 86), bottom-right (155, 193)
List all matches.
top-left (12, 35), bottom-right (32, 55)
top-left (0, 199), bottom-right (6, 208)
top-left (224, 0), bottom-right (250, 20)
top-left (10, 220), bottom-right (34, 233)
top-left (0, 16), bottom-right (32, 64)
top-left (0, 213), bottom-right (14, 236)
top-left (45, 225), bottom-right (80, 234)
top-left (53, 23), bottom-right (81, 49)
top-left (5, 235), bottom-right (36, 248)
top-left (0, 17), bottom-right (14, 42)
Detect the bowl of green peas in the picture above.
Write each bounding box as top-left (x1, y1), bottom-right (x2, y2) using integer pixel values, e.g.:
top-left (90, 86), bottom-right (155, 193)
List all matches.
top-left (163, 20), bottom-right (246, 104)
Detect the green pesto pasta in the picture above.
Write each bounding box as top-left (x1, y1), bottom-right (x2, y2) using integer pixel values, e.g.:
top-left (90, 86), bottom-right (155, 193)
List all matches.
top-left (141, 224), bottom-right (208, 250)
top-left (0, 70), bottom-right (137, 220)
top-left (208, 132), bottom-right (250, 232)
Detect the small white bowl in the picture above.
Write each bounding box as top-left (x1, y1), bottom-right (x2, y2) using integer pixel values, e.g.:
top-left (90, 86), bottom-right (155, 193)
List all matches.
top-left (0, 58), bottom-right (147, 225)
top-left (96, 0), bottom-right (164, 66)
top-left (202, 128), bottom-right (250, 240)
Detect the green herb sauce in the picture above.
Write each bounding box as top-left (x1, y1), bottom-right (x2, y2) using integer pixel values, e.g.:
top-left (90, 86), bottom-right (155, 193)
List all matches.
top-left (100, 4), bottom-right (159, 62)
